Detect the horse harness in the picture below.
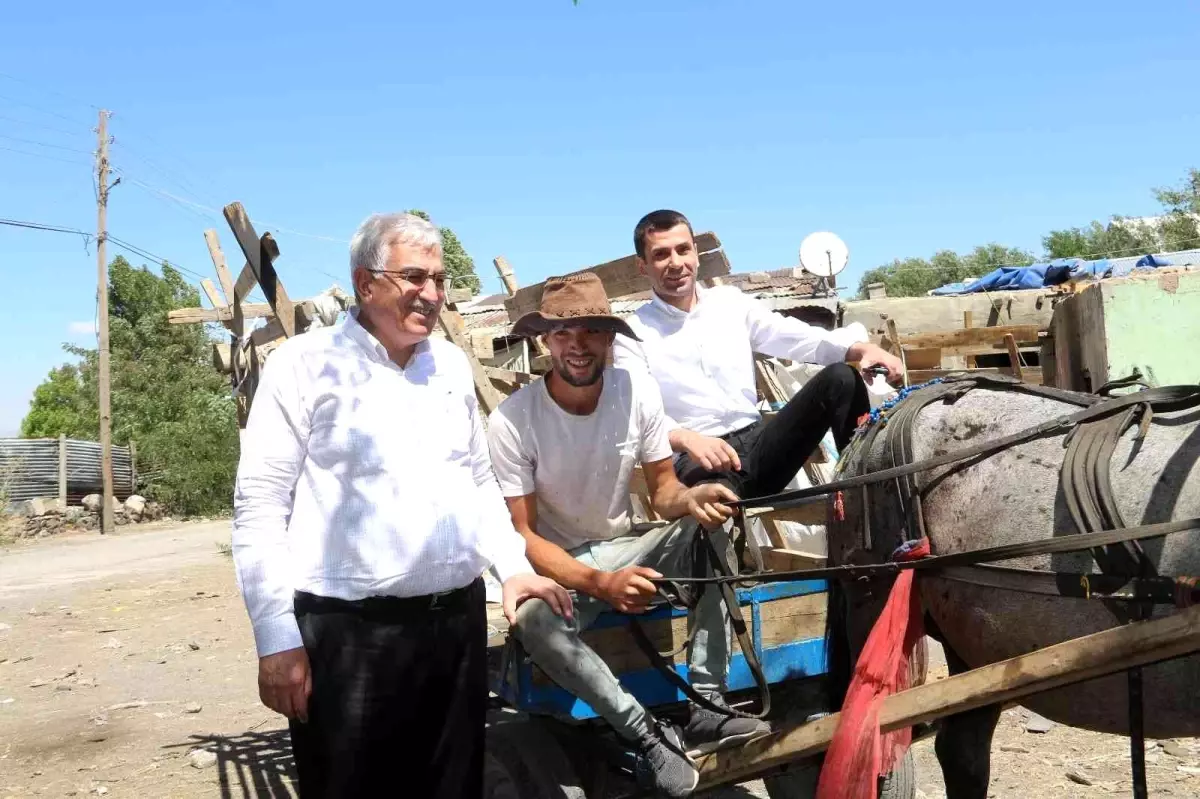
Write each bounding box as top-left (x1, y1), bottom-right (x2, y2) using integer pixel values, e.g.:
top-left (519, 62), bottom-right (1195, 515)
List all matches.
top-left (627, 373), bottom-right (1200, 788)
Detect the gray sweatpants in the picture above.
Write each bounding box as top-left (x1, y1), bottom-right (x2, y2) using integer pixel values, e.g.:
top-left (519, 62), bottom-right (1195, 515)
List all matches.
top-left (511, 520), bottom-right (731, 742)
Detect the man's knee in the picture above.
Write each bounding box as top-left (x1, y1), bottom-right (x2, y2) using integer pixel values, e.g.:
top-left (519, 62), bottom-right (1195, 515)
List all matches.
top-left (818, 362), bottom-right (860, 397)
top-left (511, 597), bottom-right (572, 645)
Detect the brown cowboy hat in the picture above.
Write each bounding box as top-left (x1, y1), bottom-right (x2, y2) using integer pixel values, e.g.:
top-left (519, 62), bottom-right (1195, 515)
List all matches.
top-left (510, 272), bottom-right (641, 341)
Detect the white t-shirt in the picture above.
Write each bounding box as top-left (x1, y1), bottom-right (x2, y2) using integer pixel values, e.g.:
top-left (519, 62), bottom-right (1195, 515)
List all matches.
top-left (486, 367), bottom-right (674, 551)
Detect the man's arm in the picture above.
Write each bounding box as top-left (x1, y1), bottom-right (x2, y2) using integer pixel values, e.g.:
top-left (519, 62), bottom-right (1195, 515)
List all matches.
top-left (230, 346), bottom-right (312, 721)
top-left (641, 456), bottom-right (738, 529)
top-left (742, 292), bottom-right (903, 380)
top-left (505, 494), bottom-right (660, 615)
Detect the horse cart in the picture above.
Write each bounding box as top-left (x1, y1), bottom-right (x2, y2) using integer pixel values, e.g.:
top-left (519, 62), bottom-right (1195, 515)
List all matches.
top-left (482, 372), bottom-right (1200, 798)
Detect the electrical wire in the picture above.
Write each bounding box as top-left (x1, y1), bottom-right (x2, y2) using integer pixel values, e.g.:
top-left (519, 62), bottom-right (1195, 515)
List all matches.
top-left (0, 144), bottom-right (91, 166)
top-left (0, 113), bottom-right (87, 138)
top-left (0, 133), bottom-right (92, 154)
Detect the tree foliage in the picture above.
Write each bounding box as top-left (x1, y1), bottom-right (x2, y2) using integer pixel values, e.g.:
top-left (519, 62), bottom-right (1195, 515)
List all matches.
top-left (859, 167), bottom-right (1199, 298)
top-left (407, 209), bottom-right (483, 294)
top-left (21, 257), bottom-right (239, 515)
top-left (856, 244), bottom-right (1034, 298)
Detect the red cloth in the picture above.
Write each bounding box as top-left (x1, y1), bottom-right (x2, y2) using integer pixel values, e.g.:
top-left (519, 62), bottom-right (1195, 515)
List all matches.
top-left (816, 538), bottom-right (930, 799)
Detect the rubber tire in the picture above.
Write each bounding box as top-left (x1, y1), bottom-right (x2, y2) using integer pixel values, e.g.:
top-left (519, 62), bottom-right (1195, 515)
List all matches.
top-left (879, 749), bottom-right (917, 799)
top-left (763, 762), bottom-right (820, 798)
top-left (485, 720), bottom-right (586, 799)
top-left (762, 749), bottom-right (915, 799)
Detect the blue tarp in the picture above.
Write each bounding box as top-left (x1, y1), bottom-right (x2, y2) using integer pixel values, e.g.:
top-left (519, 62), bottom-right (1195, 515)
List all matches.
top-left (930, 254), bottom-right (1177, 295)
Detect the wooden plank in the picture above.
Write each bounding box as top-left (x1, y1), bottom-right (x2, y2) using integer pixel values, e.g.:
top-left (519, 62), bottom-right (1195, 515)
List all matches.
top-left (440, 308), bottom-right (502, 415)
top-left (842, 291), bottom-right (1057, 341)
top-left (203, 228), bottom-right (236, 305)
top-left (503, 232), bottom-right (726, 319)
top-left (900, 324), bottom-right (1043, 351)
top-left (885, 319), bottom-right (902, 357)
top-left (963, 311), bottom-right (976, 369)
top-left (223, 203), bottom-right (295, 337)
top-left (494, 255), bottom-right (519, 295)
top-left (485, 365), bottom-right (534, 396)
top-left (200, 279), bottom-right (224, 310)
top-left (697, 602), bottom-right (1200, 789)
top-left (764, 548), bottom-right (827, 571)
top-left (746, 502), bottom-right (827, 527)
top-left (531, 592), bottom-right (825, 684)
top-left (169, 302), bottom-right (285, 325)
top-left (233, 263), bottom-right (257, 303)
top-left (1004, 333), bottom-right (1024, 381)
top-left (906, 366), bottom-right (1044, 385)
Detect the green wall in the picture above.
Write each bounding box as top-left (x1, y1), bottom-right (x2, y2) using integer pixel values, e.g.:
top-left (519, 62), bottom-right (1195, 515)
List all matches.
top-left (1100, 272), bottom-right (1200, 388)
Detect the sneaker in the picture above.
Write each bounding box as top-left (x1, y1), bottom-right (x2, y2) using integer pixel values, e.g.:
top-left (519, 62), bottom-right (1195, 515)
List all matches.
top-left (633, 719), bottom-right (699, 798)
top-left (683, 696), bottom-right (772, 756)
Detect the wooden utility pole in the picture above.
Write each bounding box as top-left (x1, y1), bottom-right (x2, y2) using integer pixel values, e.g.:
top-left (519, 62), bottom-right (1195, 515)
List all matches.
top-left (96, 109), bottom-right (114, 534)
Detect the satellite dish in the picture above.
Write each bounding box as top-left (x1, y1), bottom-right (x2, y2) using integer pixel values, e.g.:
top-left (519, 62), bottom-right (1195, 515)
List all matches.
top-left (799, 231), bottom-right (849, 279)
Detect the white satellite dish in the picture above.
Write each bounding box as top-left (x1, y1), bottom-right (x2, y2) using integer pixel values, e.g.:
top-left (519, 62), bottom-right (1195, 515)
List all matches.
top-left (798, 231), bottom-right (849, 282)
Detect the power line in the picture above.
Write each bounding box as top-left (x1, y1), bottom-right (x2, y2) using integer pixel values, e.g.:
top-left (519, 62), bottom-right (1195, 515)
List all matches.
top-left (0, 144), bottom-right (91, 166)
top-left (0, 90), bottom-right (87, 126)
top-left (0, 113), bottom-right (87, 138)
top-left (0, 132), bottom-right (92, 154)
top-left (0, 71), bottom-right (101, 113)
top-left (106, 234), bottom-right (210, 283)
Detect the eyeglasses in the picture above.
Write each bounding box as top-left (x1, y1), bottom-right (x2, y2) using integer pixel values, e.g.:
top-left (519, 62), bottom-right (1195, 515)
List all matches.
top-left (373, 267), bottom-right (448, 292)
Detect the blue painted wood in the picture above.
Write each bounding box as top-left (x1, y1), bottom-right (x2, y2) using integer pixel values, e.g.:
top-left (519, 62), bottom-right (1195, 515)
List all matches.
top-left (492, 578), bottom-right (829, 721)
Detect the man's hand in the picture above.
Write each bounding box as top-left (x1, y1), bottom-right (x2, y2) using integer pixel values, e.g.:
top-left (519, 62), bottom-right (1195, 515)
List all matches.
top-left (502, 573), bottom-right (574, 626)
top-left (848, 342), bottom-right (904, 384)
top-left (675, 429), bottom-right (742, 473)
top-left (685, 482), bottom-right (740, 529)
top-left (593, 566), bottom-right (662, 614)
top-left (258, 646), bottom-right (312, 722)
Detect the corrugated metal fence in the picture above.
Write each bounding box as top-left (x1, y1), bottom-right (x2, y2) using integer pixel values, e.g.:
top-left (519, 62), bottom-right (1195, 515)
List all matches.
top-left (0, 438), bottom-right (136, 504)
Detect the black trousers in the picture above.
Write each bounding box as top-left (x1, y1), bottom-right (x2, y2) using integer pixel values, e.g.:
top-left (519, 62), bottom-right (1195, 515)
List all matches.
top-left (288, 578), bottom-right (487, 799)
top-left (675, 363), bottom-right (870, 499)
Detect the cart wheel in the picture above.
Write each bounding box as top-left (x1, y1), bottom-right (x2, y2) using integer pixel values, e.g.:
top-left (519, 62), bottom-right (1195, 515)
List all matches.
top-left (879, 749), bottom-right (916, 799)
top-left (483, 751), bottom-right (523, 799)
top-left (486, 719), bottom-right (586, 799)
top-left (763, 749), bottom-right (914, 799)
top-left (763, 761), bottom-right (820, 798)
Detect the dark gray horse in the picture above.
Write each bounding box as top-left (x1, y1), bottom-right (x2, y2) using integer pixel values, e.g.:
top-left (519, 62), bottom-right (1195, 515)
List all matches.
top-left (823, 379), bottom-right (1200, 797)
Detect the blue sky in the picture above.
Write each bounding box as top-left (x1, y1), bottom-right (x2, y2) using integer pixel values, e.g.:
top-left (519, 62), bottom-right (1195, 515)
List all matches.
top-left (1, 0), bottom-right (1197, 435)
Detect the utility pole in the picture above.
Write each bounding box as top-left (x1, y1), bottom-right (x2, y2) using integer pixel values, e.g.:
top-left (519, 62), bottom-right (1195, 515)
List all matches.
top-left (96, 109), bottom-right (114, 535)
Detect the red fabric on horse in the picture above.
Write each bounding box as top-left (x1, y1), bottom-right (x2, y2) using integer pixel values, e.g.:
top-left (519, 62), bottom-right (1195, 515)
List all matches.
top-left (816, 538), bottom-right (930, 799)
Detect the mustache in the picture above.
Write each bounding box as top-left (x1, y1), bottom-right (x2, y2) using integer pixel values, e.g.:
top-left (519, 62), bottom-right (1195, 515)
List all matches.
top-left (408, 298), bottom-right (439, 316)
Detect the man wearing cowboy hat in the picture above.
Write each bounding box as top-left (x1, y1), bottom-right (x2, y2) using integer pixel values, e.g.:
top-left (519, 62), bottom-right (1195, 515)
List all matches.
top-left (486, 273), bottom-right (771, 798)
top-left (613, 209), bottom-right (905, 503)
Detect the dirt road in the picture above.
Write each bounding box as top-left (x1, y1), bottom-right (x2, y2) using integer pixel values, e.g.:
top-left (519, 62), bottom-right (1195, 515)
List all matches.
top-left (2, 522), bottom-right (1199, 798)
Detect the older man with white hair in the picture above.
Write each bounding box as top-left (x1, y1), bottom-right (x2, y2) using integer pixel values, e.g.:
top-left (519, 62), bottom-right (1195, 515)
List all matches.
top-left (232, 211), bottom-right (571, 798)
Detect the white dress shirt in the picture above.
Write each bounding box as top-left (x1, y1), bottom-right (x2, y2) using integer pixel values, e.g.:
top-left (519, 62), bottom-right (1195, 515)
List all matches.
top-left (612, 285), bottom-right (852, 438)
top-left (232, 310), bottom-right (533, 657)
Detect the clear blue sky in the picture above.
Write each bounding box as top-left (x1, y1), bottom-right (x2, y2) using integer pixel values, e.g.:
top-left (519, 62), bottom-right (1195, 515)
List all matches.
top-left (1, 0), bottom-right (1197, 435)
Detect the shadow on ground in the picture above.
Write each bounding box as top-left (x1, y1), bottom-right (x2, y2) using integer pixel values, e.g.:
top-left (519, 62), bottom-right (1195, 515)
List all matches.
top-left (167, 729), bottom-right (297, 798)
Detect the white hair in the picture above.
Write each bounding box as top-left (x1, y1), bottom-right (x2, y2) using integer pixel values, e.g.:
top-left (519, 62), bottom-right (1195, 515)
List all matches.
top-left (348, 212), bottom-right (443, 282)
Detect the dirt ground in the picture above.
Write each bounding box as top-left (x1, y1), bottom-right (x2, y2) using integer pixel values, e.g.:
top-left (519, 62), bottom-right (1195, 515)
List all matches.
top-left (2, 521), bottom-right (1199, 798)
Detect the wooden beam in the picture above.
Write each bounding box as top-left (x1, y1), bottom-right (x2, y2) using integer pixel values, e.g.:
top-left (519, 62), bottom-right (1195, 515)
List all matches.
top-left (697, 601), bottom-right (1200, 789)
top-left (906, 366), bottom-right (1043, 385)
top-left (900, 324), bottom-right (1043, 351)
top-left (745, 501), bottom-right (827, 527)
top-left (440, 308), bottom-right (503, 415)
top-left (963, 311), bottom-right (976, 369)
top-left (763, 548), bottom-right (827, 572)
top-left (169, 302), bottom-right (285, 324)
top-left (204, 229), bottom-right (236, 305)
top-left (1005, 333), bottom-right (1024, 381)
top-left (223, 203), bottom-right (295, 337)
top-left (494, 256), bottom-right (519, 295)
top-left (503, 232), bottom-right (726, 320)
top-left (200, 279), bottom-right (224, 310)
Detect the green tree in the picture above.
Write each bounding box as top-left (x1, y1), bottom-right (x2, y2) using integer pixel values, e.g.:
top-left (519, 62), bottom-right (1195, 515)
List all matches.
top-left (21, 256), bottom-right (239, 515)
top-left (1154, 168), bottom-right (1200, 252)
top-left (407, 209), bottom-right (483, 294)
top-left (1042, 218), bottom-right (1158, 260)
top-left (856, 244), bottom-right (1032, 298)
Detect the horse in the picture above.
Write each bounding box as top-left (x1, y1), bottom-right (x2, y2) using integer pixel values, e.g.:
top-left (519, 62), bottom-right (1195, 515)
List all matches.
top-left (821, 375), bottom-right (1200, 797)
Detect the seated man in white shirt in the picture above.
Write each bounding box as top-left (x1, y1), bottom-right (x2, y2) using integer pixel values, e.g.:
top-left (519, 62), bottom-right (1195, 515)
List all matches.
top-left (487, 273), bottom-right (770, 799)
top-left (232, 211), bottom-right (570, 799)
top-left (612, 209), bottom-right (904, 503)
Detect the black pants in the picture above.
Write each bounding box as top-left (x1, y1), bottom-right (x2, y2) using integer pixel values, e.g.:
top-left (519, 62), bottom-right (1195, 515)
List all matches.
top-left (675, 363), bottom-right (870, 499)
top-left (288, 578), bottom-right (487, 799)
